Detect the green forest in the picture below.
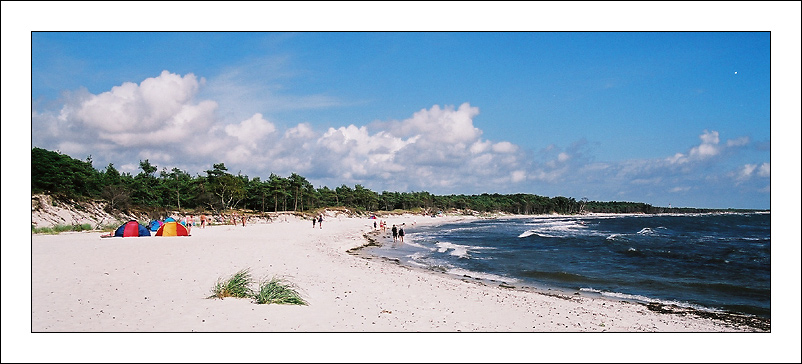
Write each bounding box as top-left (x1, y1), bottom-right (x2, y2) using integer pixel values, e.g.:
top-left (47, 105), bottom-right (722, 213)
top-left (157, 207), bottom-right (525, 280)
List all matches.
top-left (31, 147), bottom-right (755, 216)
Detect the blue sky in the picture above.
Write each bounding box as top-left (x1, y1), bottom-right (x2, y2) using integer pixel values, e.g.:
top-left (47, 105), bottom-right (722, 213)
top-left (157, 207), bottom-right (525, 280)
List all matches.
top-left (14, 3), bottom-right (800, 210)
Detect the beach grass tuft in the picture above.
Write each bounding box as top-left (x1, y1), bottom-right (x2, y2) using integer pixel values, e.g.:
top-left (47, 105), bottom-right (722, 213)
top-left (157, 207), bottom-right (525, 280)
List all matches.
top-left (208, 268), bottom-right (254, 299)
top-left (252, 277), bottom-right (308, 305)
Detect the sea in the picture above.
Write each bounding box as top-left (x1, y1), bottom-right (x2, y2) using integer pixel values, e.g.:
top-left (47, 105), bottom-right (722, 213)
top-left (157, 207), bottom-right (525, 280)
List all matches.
top-left (366, 212), bottom-right (771, 319)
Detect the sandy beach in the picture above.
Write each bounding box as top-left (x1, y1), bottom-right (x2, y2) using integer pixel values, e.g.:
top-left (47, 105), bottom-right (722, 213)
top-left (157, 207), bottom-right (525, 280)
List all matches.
top-left (15, 213), bottom-right (794, 362)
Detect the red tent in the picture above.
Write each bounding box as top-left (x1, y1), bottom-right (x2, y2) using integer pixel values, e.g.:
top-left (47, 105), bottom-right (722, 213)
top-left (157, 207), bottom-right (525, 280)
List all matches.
top-left (113, 220), bottom-right (151, 237)
top-left (155, 221), bottom-right (190, 236)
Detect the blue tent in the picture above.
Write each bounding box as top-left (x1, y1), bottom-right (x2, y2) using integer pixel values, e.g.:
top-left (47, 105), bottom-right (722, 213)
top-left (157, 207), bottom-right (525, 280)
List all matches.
top-left (149, 220), bottom-right (163, 232)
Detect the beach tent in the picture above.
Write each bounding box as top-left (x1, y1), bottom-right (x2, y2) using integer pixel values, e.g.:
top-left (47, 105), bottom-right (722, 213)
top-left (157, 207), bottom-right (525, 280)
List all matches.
top-left (164, 217), bottom-right (177, 223)
top-left (156, 221), bottom-right (190, 236)
top-left (114, 220), bottom-right (151, 237)
top-left (148, 220), bottom-right (163, 232)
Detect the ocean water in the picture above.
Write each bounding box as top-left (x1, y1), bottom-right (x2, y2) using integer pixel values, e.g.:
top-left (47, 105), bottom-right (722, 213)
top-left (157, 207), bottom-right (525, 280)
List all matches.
top-left (367, 213), bottom-right (771, 318)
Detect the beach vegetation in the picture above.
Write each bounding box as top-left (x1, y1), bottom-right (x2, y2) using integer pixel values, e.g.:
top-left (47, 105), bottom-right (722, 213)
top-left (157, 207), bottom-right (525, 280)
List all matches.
top-left (208, 268), bottom-right (254, 299)
top-left (32, 223), bottom-right (93, 234)
top-left (207, 269), bottom-right (308, 305)
top-left (252, 277), bottom-right (308, 305)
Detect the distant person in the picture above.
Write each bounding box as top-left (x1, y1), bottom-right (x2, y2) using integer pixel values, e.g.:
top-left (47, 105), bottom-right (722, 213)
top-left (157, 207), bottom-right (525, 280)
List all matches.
top-left (374, 221), bottom-right (377, 229)
top-left (313, 216), bottom-right (317, 228)
top-left (200, 214), bottom-right (207, 228)
top-left (318, 215), bottom-right (323, 229)
top-left (398, 227), bottom-right (405, 244)
top-left (241, 214), bottom-right (247, 227)
top-left (391, 225), bottom-right (398, 244)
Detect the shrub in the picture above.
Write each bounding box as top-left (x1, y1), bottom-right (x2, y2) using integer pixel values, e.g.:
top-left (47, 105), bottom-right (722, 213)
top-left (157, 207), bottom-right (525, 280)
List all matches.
top-left (252, 277), bottom-right (308, 305)
top-left (208, 268), bottom-right (254, 299)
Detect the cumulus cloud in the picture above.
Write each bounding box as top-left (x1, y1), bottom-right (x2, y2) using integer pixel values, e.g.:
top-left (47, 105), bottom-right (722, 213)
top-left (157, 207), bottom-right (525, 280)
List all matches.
top-left (733, 162), bottom-right (770, 183)
top-left (307, 103), bottom-right (530, 191)
top-left (32, 73), bottom-right (531, 192)
top-left (667, 130), bottom-right (721, 164)
top-left (224, 113), bottom-right (277, 148)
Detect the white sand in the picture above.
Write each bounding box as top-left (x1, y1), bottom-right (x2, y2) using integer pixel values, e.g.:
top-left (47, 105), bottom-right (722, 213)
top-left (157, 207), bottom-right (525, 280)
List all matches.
top-left (13, 214), bottom-right (794, 362)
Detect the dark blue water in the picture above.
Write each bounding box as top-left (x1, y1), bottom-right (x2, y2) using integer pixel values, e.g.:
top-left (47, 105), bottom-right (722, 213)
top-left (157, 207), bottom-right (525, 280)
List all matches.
top-left (368, 213), bottom-right (770, 318)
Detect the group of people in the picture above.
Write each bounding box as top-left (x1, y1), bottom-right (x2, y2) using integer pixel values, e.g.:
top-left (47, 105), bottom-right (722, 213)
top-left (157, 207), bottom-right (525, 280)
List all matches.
top-left (391, 224), bottom-right (405, 245)
top-left (312, 214), bottom-right (324, 229)
top-left (373, 219), bottom-right (407, 246)
top-left (175, 213), bottom-right (249, 230)
top-left (230, 212), bottom-right (247, 227)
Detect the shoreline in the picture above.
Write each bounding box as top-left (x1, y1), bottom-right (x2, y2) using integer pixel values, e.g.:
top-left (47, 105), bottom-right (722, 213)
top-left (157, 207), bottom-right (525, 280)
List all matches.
top-left (349, 217), bottom-right (771, 332)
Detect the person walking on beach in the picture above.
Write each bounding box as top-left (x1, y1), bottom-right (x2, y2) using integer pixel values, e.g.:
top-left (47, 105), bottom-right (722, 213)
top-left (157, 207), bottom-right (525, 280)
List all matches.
top-left (241, 214), bottom-right (247, 227)
top-left (398, 227), bottom-right (405, 244)
top-left (200, 214), bottom-right (207, 228)
top-left (312, 216), bottom-right (317, 228)
top-left (391, 224), bottom-right (398, 244)
top-left (318, 215), bottom-right (323, 229)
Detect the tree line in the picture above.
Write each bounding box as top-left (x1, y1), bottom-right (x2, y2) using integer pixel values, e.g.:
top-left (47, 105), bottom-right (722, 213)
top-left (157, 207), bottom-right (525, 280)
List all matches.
top-left (31, 147), bottom-right (756, 215)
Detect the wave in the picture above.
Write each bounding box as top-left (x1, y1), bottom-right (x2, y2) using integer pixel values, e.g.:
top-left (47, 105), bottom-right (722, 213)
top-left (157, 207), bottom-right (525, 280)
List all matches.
top-left (518, 230), bottom-right (560, 238)
top-left (518, 230), bottom-right (536, 238)
top-left (579, 288), bottom-right (723, 313)
top-left (435, 242), bottom-right (472, 259)
top-left (447, 267), bottom-right (517, 284)
top-left (518, 219), bottom-right (594, 239)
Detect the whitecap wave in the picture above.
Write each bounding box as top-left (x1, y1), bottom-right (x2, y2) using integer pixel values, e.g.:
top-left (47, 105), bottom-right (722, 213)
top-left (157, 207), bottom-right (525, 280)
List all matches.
top-left (517, 218), bottom-right (608, 239)
top-left (579, 288), bottom-right (722, 313)
top-left (435, 242), bottom-right (471, 258)
top-left (518, 230), bottom-right (536, 238)
top-left (433, 241), bottom-right (495, 258)
top-left (447, 267), bottom-right (518, 283)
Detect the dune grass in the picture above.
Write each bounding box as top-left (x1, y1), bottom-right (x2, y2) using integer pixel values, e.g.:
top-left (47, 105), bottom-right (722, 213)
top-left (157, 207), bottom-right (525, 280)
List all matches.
top-left (253, 277), bottom-right (308, 305)
top-left (207, 269), bottom-right (307, 305)
top-left (32, 223), bottom-right (93, 234)
top-left (208, 268), bottom-right (254, 299)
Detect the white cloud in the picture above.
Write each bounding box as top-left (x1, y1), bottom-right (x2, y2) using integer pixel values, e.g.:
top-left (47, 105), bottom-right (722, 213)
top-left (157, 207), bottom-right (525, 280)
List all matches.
top-left (757, 162), bottom-right (770, 177)
top-left (737, 164), bottom-right (758, 180)
top-left (666, 130), bottom-right (748, 166)
top-left (224, 113), bottom-right (277, 148)
top-left (688, 130), bottom-right (720, 159)
top-left (669, 186), bottom-right (691, 193)
top-left (727, 136), bottom-right (750, 147)
top-left (492, 141), bottom-right (517, 153)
